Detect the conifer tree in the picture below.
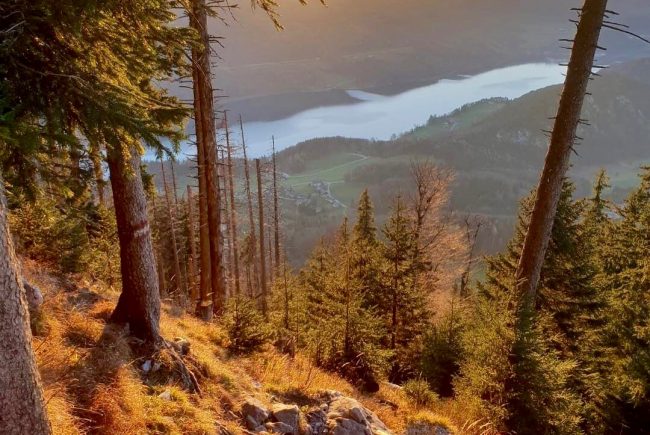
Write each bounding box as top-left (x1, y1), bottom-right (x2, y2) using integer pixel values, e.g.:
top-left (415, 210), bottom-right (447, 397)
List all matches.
top-left (597, 167), bottom-right (650, 432)
top-left (457, 181), bottom-right (597, 433)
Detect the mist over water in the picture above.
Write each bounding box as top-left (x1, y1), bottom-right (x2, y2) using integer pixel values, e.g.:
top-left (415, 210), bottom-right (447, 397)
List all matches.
top-left (166, 63), bottom-right (566, 160)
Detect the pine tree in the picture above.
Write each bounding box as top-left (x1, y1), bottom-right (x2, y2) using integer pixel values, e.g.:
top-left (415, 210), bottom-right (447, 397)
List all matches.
top-left (457, 181), bottom-right (596, 433)
top-left (382, 195), bottom-right (430, 382)
top-left (597, 167), bottom-right (650, 432)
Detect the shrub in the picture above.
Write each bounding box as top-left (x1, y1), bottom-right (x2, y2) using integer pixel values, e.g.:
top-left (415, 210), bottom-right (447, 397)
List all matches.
top-left (223, 296), bottom-right (271, 354)
top-left (403, 378), bottom-right (438, 408)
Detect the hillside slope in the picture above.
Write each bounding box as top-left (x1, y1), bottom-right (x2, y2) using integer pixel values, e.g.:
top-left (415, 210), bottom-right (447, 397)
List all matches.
top-left (26, 259), bottom-right (464, 434)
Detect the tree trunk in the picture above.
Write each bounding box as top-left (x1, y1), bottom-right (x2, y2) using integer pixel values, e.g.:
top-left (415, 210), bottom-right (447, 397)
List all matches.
top-left (0, 176), bottom-right (51, 434)
top-left (225, 114), bottom-right (241, 295)
top-left (272, 137), bottom-right (281, 276)
top-left (161, 159), bottom-right (184, 299)
top-left (90, 144), bottom-right (105, 206)
top-left (190, 0), bottom-right (217, 320)
top-left (514, 0), bottom-right (607, 326)
top-left (256, 159), bottom-right (268, 315)
top-left (191, 0), bottom-right (226, 315)
top-left (107, 145), bottom-right (161, 343)
top-left (241, 117), bottom-right (260, 296)
top-left (186, 186), bottom-right (199, 302)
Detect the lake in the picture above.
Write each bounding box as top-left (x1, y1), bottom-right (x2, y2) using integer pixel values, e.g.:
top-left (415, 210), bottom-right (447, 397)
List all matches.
top-left (169, 63), bottom-right (567, 159)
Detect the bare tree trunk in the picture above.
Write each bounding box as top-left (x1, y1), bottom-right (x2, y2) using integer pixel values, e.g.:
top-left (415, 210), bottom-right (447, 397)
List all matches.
top-left (0, 176), bottom-right (51, 434)
top-left (225, 113), bottom-right (241, 295)
top-left (90, 144), bottom-right (105, 206)
top-left (272, 137), bottom-right (281, 276)
top-left (256, 159), bottom-right (268, 315)
top-left (514, 0), bottom-right (608, 326)
top-left (186, 186), bottom-right (199, 302)
top-left (107, 145), bottom-right (161, 344)
top-left (192, 1), bottom-right (226, 315)
top-left (160, 159), bottom-right (184, 299)
top-left (241, 118), bottom-right (259, 295)
top-left (460, 215), bottom-right (482, 298)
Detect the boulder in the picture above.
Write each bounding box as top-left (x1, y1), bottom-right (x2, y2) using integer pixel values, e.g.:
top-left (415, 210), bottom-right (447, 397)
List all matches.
top-left (242, 398), bottom-right (269, 429)
top-left (327, 396), bottom-right (390, 434)
top-left (328, 417), bottom-right (371, 435)
top-left (271, 403), bottom-right (300, 434)
top-left (265, 421), bottom-right (295, 434)
top-left (305, 409), bottom-right (328, 435)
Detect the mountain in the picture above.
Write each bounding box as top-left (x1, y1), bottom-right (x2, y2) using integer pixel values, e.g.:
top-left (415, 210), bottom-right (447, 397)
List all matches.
top-left (271, 58), bottom-right (650, 262)
top-left (207, 0), bottom-right (650, 121)
top-left (151, 58), bottom-right (650, 265)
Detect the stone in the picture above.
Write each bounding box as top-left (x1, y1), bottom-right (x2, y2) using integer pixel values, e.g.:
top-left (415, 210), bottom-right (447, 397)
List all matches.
top-left (242, 397), bottom-right (270, 429)
top-left (271, 403), bottom-right (300, 434)
top-left (141, 360), bottom-right (153, 373)
top-left (158, 390), bottom-right (172, 401)
top-left (171, 337), bottom-right (191, 355)
top-left (265, 421), bottom-right (295, 434)
top-left (23, 281), bottom-right (44, 310)
top-left (327, 396), bottom-right (391, 434)
top-left (328, 417), bottom-right (371, 435)
top-left (305, 409), bottom-right (328, 435)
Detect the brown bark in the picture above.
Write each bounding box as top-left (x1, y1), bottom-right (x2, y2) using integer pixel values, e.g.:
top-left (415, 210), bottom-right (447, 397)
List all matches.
top-left (240, 117), bottom-right (260, 296)
top-left (272, 137), bottom-right (281, 276)
top-left (0, 176), bottom-right (51, 435)
top-left (192, 0), bottom-right (226, 316)
top-left (256, 159), bottom-right (268, 314)
top-left (107, 145), bottom-right (161, 343)
top-left (225, 113), bottom-right (241, 295)
top-left (160, 159), bottom-right (185, 298)
top-left (514, 0), bottom-right (608, 325)
top-left (186, 186), bottom-right (199, 302)
top-left (90, 144), bottom-right (105, 206)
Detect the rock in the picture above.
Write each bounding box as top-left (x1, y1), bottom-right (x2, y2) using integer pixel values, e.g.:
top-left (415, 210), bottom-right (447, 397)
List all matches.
top-left (265, 421), bottom-right (295, 434)
top-left (305, 409), bottom-right (327, 435)
top-left (329, 417), bottom-right (371, 435)
top-left (327, 396), bottom-right (391, 435)
top-left (271, 404), bottom-right (300, 434)
top-left (23, 281), bottom-right (44, 310)
top-left (141, 360), bottom-right (153, 373)
top-left (242, 398), bottom-right (270, 429)
top-left (170, 337), bottom-right (191, 355)
top-left (158, 390), bottom-right (172, 401)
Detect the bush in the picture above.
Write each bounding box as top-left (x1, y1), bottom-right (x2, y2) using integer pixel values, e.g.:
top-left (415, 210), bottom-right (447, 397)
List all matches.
top-left (223, 297), bottom-right (271, 354)
top-left (403, 378), bottom-right (438, 408)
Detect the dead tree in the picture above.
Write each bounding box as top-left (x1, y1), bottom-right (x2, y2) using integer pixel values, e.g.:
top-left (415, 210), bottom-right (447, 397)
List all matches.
top-left (272, 137), bottom-right (281, 276)
top-left (0, 175), bottom-right (52, 434)
top-left (190, 0), bottom-right (226, 318)
top-left (90, 144), bottom-right (106, 206)
top-left (186, 186), bottom-right (199, 302)
top-left (256, 158), bottom-right (268, 315)
top-left (161, 159), bottom-right (185, 299)
top-left (225, 113), bottom-right (241, 295)
top-left (514, 0), bottom-right (608, 330)
top-left (240, 116), bottom-right (259, 296)
top-left (460, 215), bottom-right (483, 298)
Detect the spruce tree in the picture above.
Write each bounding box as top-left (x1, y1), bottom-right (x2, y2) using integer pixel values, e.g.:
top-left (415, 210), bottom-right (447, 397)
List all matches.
top-left (598, 167), bottom-right (650, 432)
top-left (457, 181), bottom-right (597, 433)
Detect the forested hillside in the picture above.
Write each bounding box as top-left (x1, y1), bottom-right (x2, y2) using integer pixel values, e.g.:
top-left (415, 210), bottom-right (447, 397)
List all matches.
top-left (2, 1), bottom-right (650, 435)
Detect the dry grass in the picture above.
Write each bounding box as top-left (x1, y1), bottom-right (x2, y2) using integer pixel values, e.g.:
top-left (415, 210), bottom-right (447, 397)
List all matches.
top-left (25, 258), bottom-right (477, 434)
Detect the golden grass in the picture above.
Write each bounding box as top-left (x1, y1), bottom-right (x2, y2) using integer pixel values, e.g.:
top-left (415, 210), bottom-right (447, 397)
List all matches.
top-left (25, 258), bottom-right (481, 434)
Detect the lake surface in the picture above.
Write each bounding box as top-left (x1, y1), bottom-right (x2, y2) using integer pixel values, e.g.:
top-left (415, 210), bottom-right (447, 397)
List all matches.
top-left (171, 63), bottom-right (567, 159)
